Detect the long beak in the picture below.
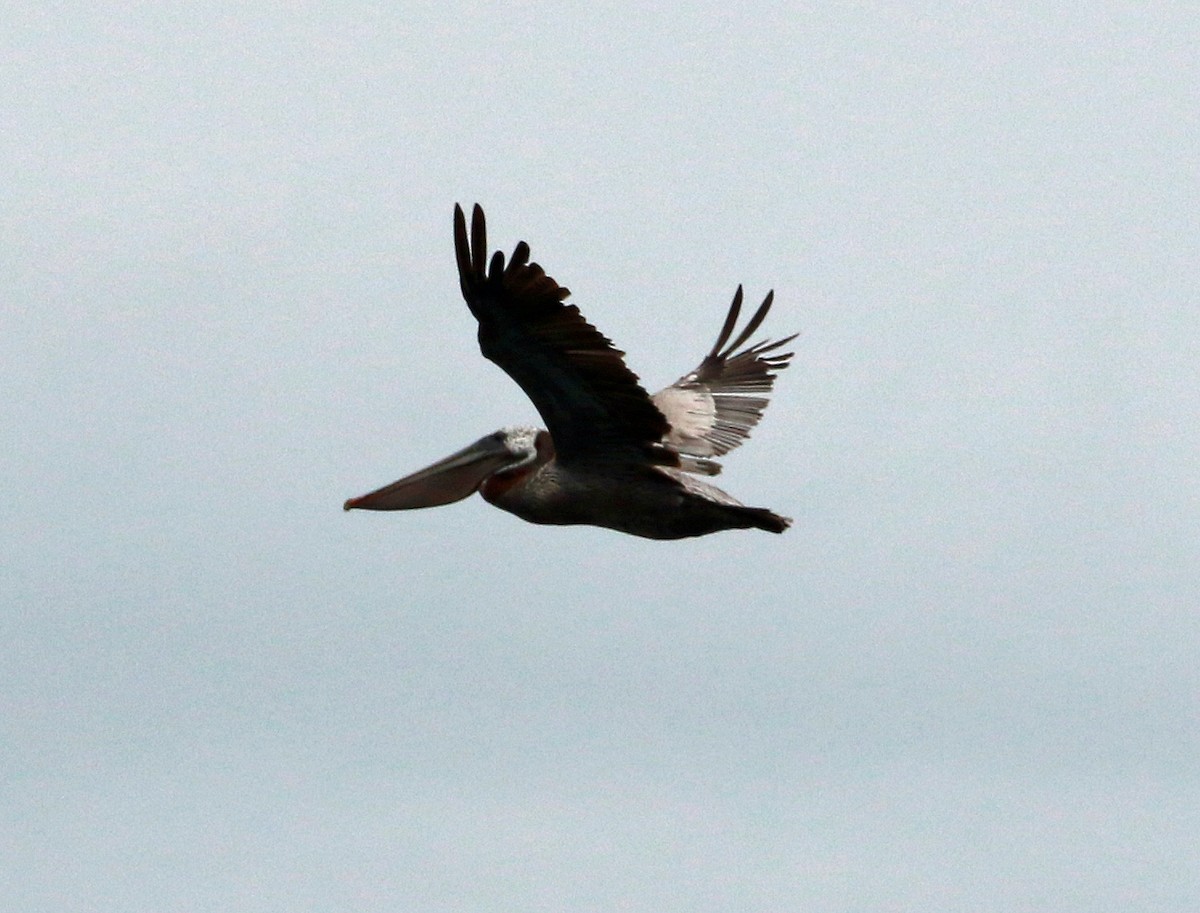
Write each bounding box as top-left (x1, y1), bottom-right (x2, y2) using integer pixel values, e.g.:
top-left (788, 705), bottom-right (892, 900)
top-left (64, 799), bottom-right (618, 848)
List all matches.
top-left (343, 433), bottom-right (516, 511)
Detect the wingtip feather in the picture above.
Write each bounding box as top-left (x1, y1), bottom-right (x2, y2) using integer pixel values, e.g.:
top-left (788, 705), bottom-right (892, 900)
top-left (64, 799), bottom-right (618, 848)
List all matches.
top-left (470, 205), bottom-right (487, 277)
top-left (722, 289), bottom-right (775, 356)
top-left (708, 285), bottom-right (740, 356)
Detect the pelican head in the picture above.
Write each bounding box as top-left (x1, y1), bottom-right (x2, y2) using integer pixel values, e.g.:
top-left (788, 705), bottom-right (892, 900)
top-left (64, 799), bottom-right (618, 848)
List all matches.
top-left (343, 426), bottom-right (543, 512)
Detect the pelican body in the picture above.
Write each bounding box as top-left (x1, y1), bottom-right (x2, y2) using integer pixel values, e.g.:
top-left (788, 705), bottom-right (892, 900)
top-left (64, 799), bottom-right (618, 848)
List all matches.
top-left (345, 205), bottom-right (796, 540)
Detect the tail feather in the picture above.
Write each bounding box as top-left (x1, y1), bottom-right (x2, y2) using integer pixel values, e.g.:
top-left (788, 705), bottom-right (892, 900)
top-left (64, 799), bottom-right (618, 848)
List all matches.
top-left (737, 505), bottom-right (792, 534)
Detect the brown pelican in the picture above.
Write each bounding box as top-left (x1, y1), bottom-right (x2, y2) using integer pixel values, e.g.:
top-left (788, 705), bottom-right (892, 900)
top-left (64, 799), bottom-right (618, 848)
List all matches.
top-left (344, 204), bottom-right (796, 539)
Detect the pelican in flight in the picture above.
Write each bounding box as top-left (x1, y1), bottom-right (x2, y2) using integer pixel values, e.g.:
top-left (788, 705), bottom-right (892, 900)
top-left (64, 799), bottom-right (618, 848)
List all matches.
top-left (344, 204), bottom-right (796, 539)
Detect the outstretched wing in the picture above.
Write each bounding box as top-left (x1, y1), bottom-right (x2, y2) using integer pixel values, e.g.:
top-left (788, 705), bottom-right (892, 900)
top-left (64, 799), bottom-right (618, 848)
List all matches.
top-left (652, 286), bottom-right (796, 475)
top-left (454, 204), bottom-right (673, 467)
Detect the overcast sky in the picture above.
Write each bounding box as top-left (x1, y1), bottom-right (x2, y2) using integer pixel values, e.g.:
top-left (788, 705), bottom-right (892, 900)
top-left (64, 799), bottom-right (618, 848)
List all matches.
top-left (3, 3), bottom-right (1197, 911)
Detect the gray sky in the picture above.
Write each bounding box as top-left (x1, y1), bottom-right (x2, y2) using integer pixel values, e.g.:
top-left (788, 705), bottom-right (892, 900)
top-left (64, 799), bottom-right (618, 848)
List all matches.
top-left (3, 3), bottom-right (1197, 911)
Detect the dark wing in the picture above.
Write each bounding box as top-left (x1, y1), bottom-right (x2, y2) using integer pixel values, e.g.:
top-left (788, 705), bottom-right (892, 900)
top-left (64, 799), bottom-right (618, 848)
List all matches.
top-left (454, 204), bottom-right (673, 467)
top-left (652, 286), bottom-right (796, 475)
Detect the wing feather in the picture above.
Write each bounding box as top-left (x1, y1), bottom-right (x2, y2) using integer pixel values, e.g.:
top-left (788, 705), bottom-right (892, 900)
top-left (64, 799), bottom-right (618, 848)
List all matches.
top-left (454, 204), bottom-right (672, 467)
top-left (653, 286), bottom-right (796, 474)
